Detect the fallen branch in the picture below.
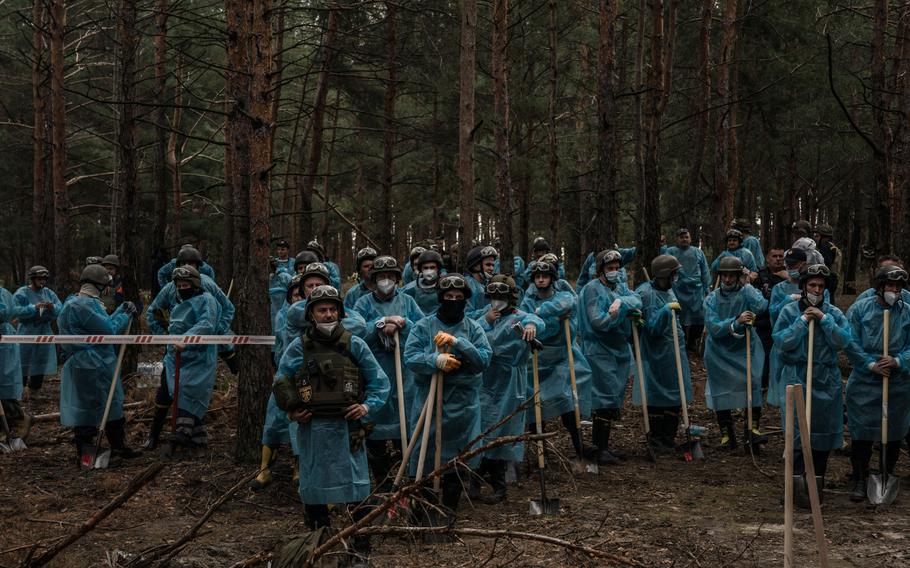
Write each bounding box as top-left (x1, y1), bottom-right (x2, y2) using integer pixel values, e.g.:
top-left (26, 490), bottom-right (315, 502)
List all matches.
top-left (358, 526), bottom-right (646, 567)
top-left (227, 551), bottom-right (273, 568)
top-left (23, 463), bottom-right (165, 567)
top-left (126, 468), bottom-right (260, 568)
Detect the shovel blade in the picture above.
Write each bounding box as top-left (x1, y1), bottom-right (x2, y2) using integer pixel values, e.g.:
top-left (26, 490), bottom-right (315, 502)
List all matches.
top-left (691, 440), bottom-right (704, 460)
top-left (529, 498), bottom-right (560, 516)
top-left (868, 473), bottom-right (900, 505)
top-left (572, 458), bottom-right (599, 475)
top-left (79, 445), bottom-right (98, 470)
top-left (9, 438), bottom-right (27, 452)
top-left (93, 449), bottom-right (112, 469)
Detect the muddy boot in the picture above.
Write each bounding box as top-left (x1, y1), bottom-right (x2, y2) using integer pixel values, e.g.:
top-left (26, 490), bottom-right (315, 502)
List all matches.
top-left (793, 475), bottom-right (811, 510)
top-left (592, 413), bottom-right (620, 465)
top-left (849, 457), bottom-right (869, 503)
top-left (105, 418), bottom-right (141, 459)
top-left (143, 405), bottom-right (169, 451)
top-left (249, 445), bottom-right (278, 491)
top-left (719, 424), bottom-right (737, 451)
top-left (647, 413), bottom-right (674, 456)
top-left (480, 460), bottom-right (507, 505)
top-left (219, 349), bottom-right (240, 375)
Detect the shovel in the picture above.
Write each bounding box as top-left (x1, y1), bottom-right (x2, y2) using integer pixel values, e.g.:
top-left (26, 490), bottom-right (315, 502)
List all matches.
top-left (563, 318), bottom-right (598, 474)
top-left (81, 343), bottom-right (128, 469)
top-left (529, 349), bottom-right (560, 515)
top-left (670, 308), bottom-right (702, 461)
top-left (806, 319), bottom-right (814, 437)
top-left (0, 400), bottom-right (24, 452)
top-left (630, 322), bottom-right (655, 461)
top-left (868, 308), bottom-right (899, 505)
top-left (392, 330), bottom-right (408, 454)
top-left (171, 350), bottom-right (182, 433)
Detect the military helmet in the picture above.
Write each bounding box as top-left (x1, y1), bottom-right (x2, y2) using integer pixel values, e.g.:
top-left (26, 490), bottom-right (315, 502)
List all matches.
top-left (466, 245), bottom-right (499, 272)
top-left (791, 219), bottom-right (812, 234)
top-left (294, 250), bottom-right (320, 270)
top-left (85, 256), bottom-right (104, 266)
top-left (369, 256), bottom-right (402, 282)
top-left (304, 240), bottom-right (327, 262)
top-left (874, 265), bottom-right (909, 287)
top-left (172, 265), bottom-right (202, 289)
top-left (529, 259), bottom-right (559, 280)
top-left (416, 249), bottom-right (443, 270)
top-left (798, 264), bottom-right (831, 289)
top-left (437, 274), bottom-right (473, 301)
top-left (732, 218), bottom-right (752, 232)
top-left (300, 262), bottom-right (330, 285)
top-left (486, 274), bottom-right (519, 303)
top-left (176, 246), bottom-right (203, 267)
top-left (286, 274), bottom-right (305, 303)
top-left (532, 237), bottom-right (551, 253)
top-left (305, 285), bottom-right (345, 319)
top-left (651, 254), bottom-right (681, 279)
top-left (101, 254), bottom-right (120, 268)
top-left (28, 265), bottom-right (50, 279)
top-left (354, 247), bottom-right (378, 269)
top-left (815, 223), bottom-right (834, 238)
top-left (409, 246), bottom-right (427, 263)
top-left (716, 256), bottom-right (744, 274)
top-left (80, 264), bottom-right (112, 288)
top-left (596, 249), bottom-right (623, 274)
top-left (725, 229), bottom-right (744, 242)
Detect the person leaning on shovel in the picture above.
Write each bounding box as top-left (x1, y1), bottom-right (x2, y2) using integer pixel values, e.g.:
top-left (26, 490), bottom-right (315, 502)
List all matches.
top-left (772, 264), bottom-right (852, 508)
top-left (844, 265), bottom-right (910, 503)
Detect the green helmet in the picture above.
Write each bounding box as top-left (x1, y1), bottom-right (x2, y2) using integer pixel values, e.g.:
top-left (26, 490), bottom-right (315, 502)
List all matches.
top-left (305, 285), bottom-right (345, 319)
top-left (815, 223), bottom-right (834, 238)
top-left (172, 265), bottom-right (202, 289)
top-left (80, 264), bottom-right (112, 288)
top-left (28, 265), bottom-right (50, 279)
top-left (176, 246), bottom-right (203, 267)
top-left (651, 254), bottom-right (681, 279)
top-left (369, 256), bottom-right (402, 281)
top-left (485, 274), bottom-right (519, 303)
top-left (101, 254), bottom-right (120, 268)
top-left (300, 262), bottom-right (330, 285)
top-left (716, 256), bottom-right (744, 274)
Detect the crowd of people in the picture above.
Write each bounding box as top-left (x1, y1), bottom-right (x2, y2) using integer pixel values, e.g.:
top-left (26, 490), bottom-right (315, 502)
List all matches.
top-left (0, 221), bottom-right (907, 567)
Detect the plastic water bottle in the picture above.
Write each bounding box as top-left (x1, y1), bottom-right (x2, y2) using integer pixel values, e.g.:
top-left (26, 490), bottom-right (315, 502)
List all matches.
top-left (136, 362), bottom-right (163, 388)
top-left (689, 424), bottom-right (708, 437)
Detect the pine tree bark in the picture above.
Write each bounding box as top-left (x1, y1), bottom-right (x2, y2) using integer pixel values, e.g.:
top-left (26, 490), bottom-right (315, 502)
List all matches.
top-left (152, 0), bottom-right (169, 260)
top-left (380, 2), bottom-right (398, 253)
top-left (871, 0), bottom-right (892, 255)
top-left (595, 0), bottom-right (619, 248)
top-left (50, 0), bottom-right (72, 293)
top-left (685, 0), bottom-right (712, 240)
top-left (713, 0), bottom-right (738, 251)
top-left (546, 0), bottom-right (559, 245)
top-left (493, 0), bottom-right (513, 274)
top-left (458, 0), bottom-right (477, 267)
top-left (32, 0), bottom-right (52, 265)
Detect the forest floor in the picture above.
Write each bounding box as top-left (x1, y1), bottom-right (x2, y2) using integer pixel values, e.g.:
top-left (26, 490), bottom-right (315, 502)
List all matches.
top-left (3, 308), bottom-right (910, 567)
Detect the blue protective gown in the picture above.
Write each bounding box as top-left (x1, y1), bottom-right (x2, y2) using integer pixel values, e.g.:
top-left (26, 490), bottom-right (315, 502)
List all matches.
top-left (404, 314), bottom-right (492, 473)
top-left (703, 285), bottom-right (767, 410)
top-left (479, 308), bottom-right (544, 461)
top-left (344, 281), bottom-right (371, 311)
top-left (163, 293), bottom-right (221, 419)
top-left (577, 247), bottom-right (636, 290)
top-left (402, 262), bottom-right (416, 286)
top-left (274, 257), bottom-right (296, 275)
top-left (845, 297), bottom-right (910, 441)
top-left (147, 274), bottom-right (234, 336)
top-left (157, 259), bottom-right (216, 288)
top-left (577, 279), bottom-right (642, 411)
top-left (57, 297), bottom-right (131, 427)
top-left (284, 301), bottom-right (367, 340)
top-left (856, 287), bottom-right (910, 303)
top-left (631, 282), bottom-right (692, 407)
top-left (464, 275), bottom-right (490, 318)
top-left (352, 290), bottom-right (425, 441)
top-left (519, 288), bottom-right (594, 419)
top-left (0, 288), bottom-right (32, 400)
top-left (710, 248), bottom-right (757, 277)
top-left (742, 236), bottom-right (765, 270)
top-left (279, 334), bottom-right (390, 504)
top-left (13, 285), bottom-right (62, 376)
top-left (324, 261), bottom-right (343, 290)
top-left (401, 279), bottom-right (440, 315)
top-left (664, 245), bottom-right (711, 326)
top-left (263, 302), bottom-right (296, 448)
top-left (773, 300), bottom-right (852, 451)
top-left (268, 272), bottom-right (292, 332)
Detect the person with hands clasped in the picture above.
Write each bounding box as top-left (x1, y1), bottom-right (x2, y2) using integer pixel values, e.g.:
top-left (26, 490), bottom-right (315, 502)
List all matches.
top-left (772, 264), bottom-right (853, 507)
top-left (703, 257), bottom-right (768, 451)
top-left (13, 266), bottom-right (63, 400)
top-left (272, 285), bottom-right (389, 565)
top-left (472, 275), bottom-right (544, 503)
top-left (351, 255), bottom-right (425, 491)
top-left (403, 275), bottom-right (492, 527)
top-left (577, 250), bottom-right (643, 464)
top-left (844, 265), bottom-right (910, 502)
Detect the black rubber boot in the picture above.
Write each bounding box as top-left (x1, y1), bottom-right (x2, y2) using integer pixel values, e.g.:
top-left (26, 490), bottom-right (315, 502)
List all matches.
top-left (467, 459), bottom-right (488, 500)
top-left (105, 418), bottom-right (141, 459)
top-left (647, 411), bottom-right (674, 456)
top-left (716, 410), bottom-right (736, 450)
top-left (849, 457), bottom-right (869, 503)
top-left (480, 460), bottom-right (507, 505)
top-left (143, 405), bottom-right (169, 451)
top-left (249, 445), bottom-right (278, 491)
top-left (219, 349), bottom-right (240, 375)
top-left (592, 412), bottom-right (620, 465)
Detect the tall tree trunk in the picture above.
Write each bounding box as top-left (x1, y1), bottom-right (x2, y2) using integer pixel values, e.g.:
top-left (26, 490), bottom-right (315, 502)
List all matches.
top-left (430, 92), bottom-right (442, 239)
top-left (226, 0), bottom-right (275, 463)
top-left (168, 57), bottom-right (183, 245)
top-left (297, 7), bottom-right (338, 245)
top-left (595, 0), bottom-right (619, 248)
top-left (492, 0), bottom-right (513, 274)
top-left (457, 0), bottom-right (477, 267)
top-left (685, 0), bottom-right (712, 240)
top-left (871, 0), bottom-right (892, 255)
top-left (546, 0), bottom-right (559, 245)
top-left (152, 0), bottom-right (169, 263)
top-left (632, 0), bottom-right (646, 263)
top-left (380, 2), bottom-right (397, 252)
top-left (320, 90), bottom-right (341, 244)
top-left (32, 0), bottom-right (51, 265)
top-left (713, 0), bottom-right (738, 252)
top-left (50, 0), bottom-right (72, 294)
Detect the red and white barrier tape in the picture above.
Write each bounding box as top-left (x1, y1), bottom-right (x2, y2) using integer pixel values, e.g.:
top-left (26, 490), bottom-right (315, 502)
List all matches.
top-left (0, 335), bottom-right (275, 345)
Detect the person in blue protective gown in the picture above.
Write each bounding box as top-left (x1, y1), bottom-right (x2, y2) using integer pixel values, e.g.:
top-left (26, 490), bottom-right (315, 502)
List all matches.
top-left (302, 241), bottom-right (342, 290)
top-left (710, 229), bottom-right (758, 281)
top-left (703, 256), bottom-right (768, 452)
top-left (664, 228), bottom-right (711, 351)
top-left (145, 266), bottom-right (222, 458)
top-left (632, 254), bottom-right (692, 456)
top-left (156, 245), bottom-right (216, 288)
top-left (351, 255), bottom-right (425, 492)
top-left (845, 265), bottom-right (910, 502)
top-left (402, 245), bottom-right (427, 286)
top-left (272, 239), bottom-right (296, 274)
top-left (404, 275), bottom-right (492, 528)
top-left (402, 249), bottom-right (445, 315)
top-left (268, 261), bottom-right (292, 331)
top-left (463, 245), bottom-right (499, 316)
top-left (469, 275), bottom-right (543, 504)
top-left (855, 256), bottom-right (910, 304)
top-left (272, 285), bottom-right (389, 564)
top-left (519, 259), bottom-right (595, 460)
top-left (344, 247), bottom-right (378, 311)
top-left (577, 249), bottom-right (643, 465)
top-left (577, 245), bottom-right (636, 289)
top-left (733, 217), bottom-right (765, 270)
top-left (773, 263), bottom-right (852, 508)
top-left (57, 264), bottom-right (140, 464)
top-left (1, 284), bottom-right (38, 445)
top-left (249, 264), bottom-right (332, 491)
top-left (13, 266), bottom-right (62, 398)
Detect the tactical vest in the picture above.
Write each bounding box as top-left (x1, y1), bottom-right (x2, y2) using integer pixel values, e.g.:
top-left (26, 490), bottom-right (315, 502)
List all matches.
top-left (294, 330), bottom-right (365, 417)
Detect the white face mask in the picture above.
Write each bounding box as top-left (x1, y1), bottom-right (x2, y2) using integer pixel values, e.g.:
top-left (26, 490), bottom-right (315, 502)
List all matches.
top-left (490, 299), bottom-right (509, 312)
top-left (884, 291), bottom-right (899, 306)
top-left (605, 271), bottom-right (622, 284)
top-left (316, 322), bottom-right (339, 335)
top-left (377, 278), bottom-right (396, 295)
top-left (421, 269), bottom-right (438, 282)
top-left (806, 292), bottom-right (823, 306)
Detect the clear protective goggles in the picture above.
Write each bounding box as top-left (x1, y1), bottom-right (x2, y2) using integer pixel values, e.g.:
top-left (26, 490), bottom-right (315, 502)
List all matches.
top-left (439, 275), bottom-right (468, 290)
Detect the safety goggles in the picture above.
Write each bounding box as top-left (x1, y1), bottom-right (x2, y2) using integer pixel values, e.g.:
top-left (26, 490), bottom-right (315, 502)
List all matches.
top-left (883, 268), bottom-right (909, 282)
top-left (309, 286), bottom-right (341, 301)
top-left (357, 247), bottom-right (378, 259)
top-left (372, 256), bottom-right (399, 271)
top-left (480, 246), bottom-right (498, 258)
top-left (172, 267), bottom-right (196, 280)
top-left (31, 271), bottom-right (50, 279)
top-left (533, 261), bottom-right (556, 274)
top-left (804, 264), bottom-right (831, 277)
top-left (304, 262), bottom-right (328, 274)
top-left (439, 275), bottom-right (468, 290)
top-left (486, 281), bottom-right (512, 295)
top-left (599, 251), bottom-right (621, 265)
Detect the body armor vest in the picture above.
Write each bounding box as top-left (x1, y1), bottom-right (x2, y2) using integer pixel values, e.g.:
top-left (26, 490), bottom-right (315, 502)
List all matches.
top-left (293, 329), bottom-right (364, 417)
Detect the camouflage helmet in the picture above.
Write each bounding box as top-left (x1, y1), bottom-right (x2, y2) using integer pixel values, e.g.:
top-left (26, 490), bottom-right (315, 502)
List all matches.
top-left (27, 265), bottom-right (50, 279)
top-left (300, 262), bottom-right (330, 285)
top-left (485, 274), bottom-right (519, 303)
top-left (172, 265), bottom-right (202, 289)
top-left (596, 250), bottom-right (623, 274)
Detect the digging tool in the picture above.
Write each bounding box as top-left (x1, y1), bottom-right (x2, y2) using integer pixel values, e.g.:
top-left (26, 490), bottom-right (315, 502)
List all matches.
top-left (81, 343), bottom-right (128, 469)
top-left (434, 366), bottom-right (444, 493)
top-left (0, 400), bottom-right (19, 453)
top-left (563, 318), bottom-right (598, 474)
top-left (806, 319), bottom-right (814, 437)
top-left (171, 350), bottom-right (182, 434)
top-left (393, 330), bottom-right (408, 453)
top-left (783, 384), bottom-right (795, 568)
top-left (670, 308), bottom-right (702, 461)
top-left (529, 349), bottom-right (560, 515)
top-left (868, 308), bottom-right (899, 505)
top-left (415, 371), bottom-right (439, 483)
top-left (630, 321), bottom-right (655, 461)
top-left (392, 380), bottom-right (434, 488)
top-left (791, 384), bottom-right (831, 568)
